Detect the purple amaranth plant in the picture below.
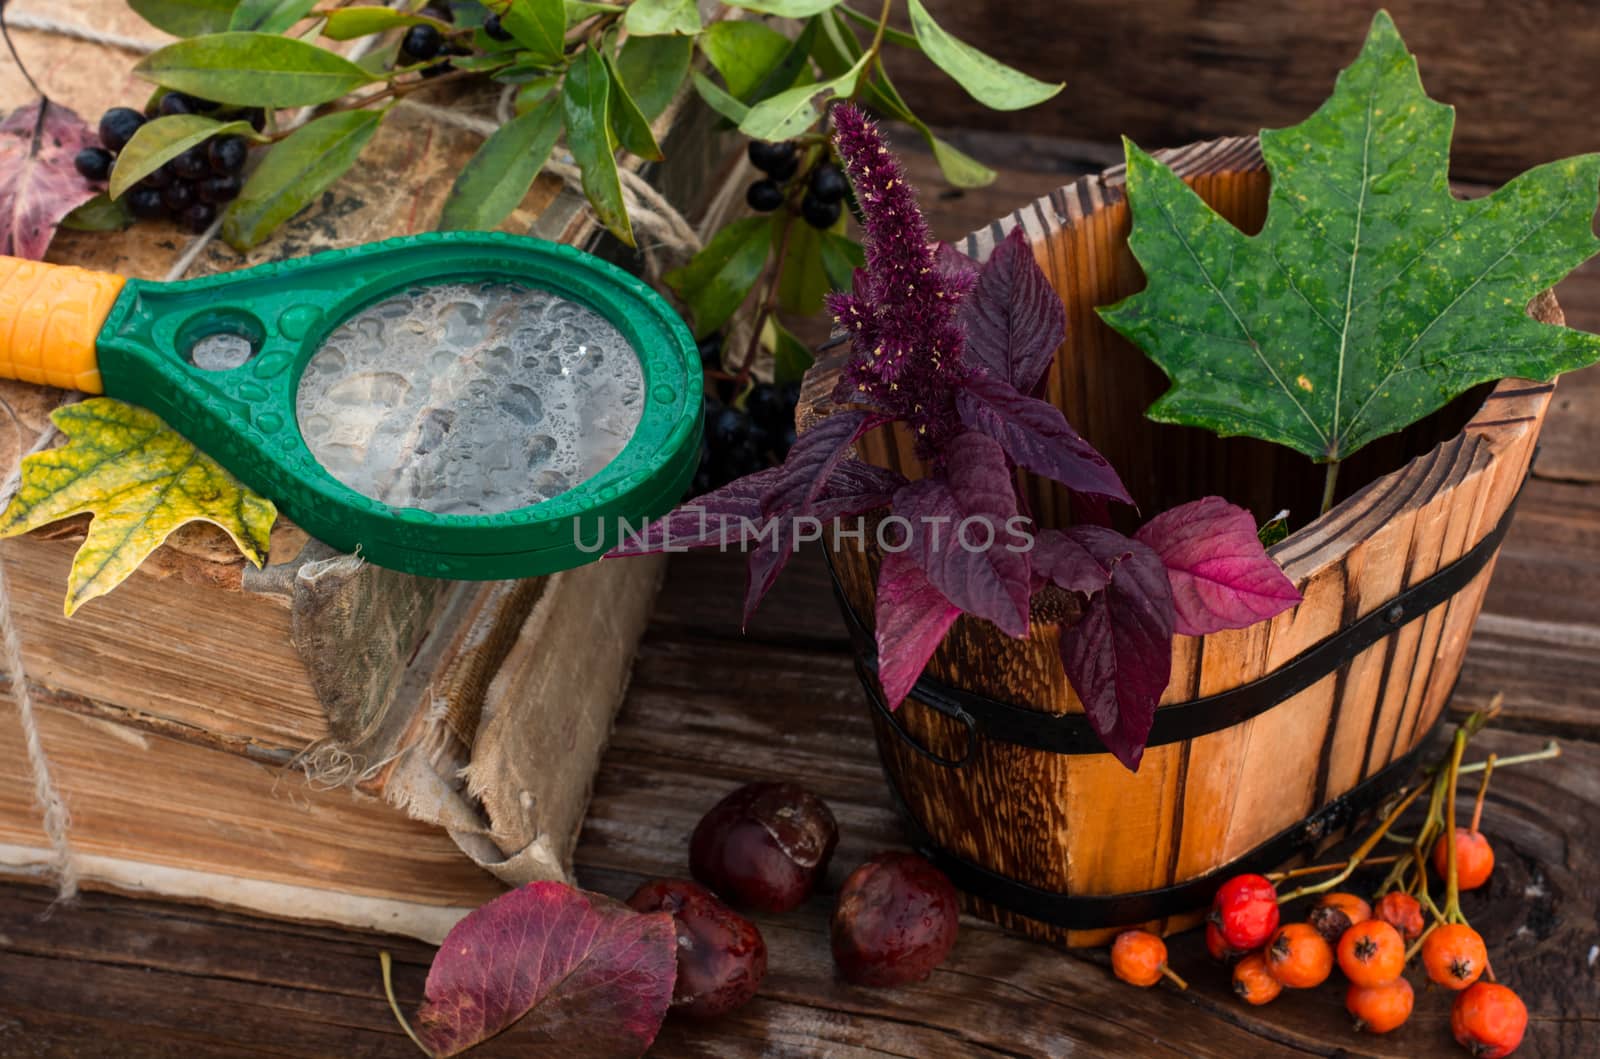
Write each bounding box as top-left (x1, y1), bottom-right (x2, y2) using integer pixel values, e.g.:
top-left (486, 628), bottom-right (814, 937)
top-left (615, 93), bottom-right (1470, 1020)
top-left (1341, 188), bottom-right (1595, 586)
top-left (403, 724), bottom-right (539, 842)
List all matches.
top-left (612, 105), bottom-right (1301, 769)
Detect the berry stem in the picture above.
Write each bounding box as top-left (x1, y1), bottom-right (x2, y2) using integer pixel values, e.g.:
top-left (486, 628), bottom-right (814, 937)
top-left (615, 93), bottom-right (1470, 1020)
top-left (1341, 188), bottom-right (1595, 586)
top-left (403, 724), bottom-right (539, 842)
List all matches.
top-left (1459, 741), bottom-right (1558, 774)
top-left (736, 216), bottom-right (794, 384)
top-left (1403, 920), bottom-right (1437, 964)
top-left (1470, 753), bottom-right (1496, 833)
top-left (379, 951), bottom-right (435, 1057)
top-left (1266, 854), bottom-right (1399, 883)
top-left (865, 0), bottom-right (896, 61)
top-left (0, 5), bottom-right (45, 99)
top-left (1278, 783), bottom-right (1426, 902)
top-left (1159, 963), bottom-right (1189, 991)
top-left (1443, 727), bottom-right (1467, 923)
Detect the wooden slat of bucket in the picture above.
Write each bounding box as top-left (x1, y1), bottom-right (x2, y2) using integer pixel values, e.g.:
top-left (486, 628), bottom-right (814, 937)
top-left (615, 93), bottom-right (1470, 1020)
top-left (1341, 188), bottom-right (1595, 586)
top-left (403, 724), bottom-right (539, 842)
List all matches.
top-left (803, 135), bottom-right (1559, 945)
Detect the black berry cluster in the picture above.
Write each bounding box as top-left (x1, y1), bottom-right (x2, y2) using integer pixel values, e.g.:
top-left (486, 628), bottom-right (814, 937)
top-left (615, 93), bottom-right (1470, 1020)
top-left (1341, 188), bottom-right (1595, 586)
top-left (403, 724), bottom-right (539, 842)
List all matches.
top-left (76, 96), bottom-right (263, 234)
top-left (690, 333), bottom-right (801, 496)
top-left (403, 5), bottom-right (473, 78)
top-left (745, 141), bottom-right (848, 230)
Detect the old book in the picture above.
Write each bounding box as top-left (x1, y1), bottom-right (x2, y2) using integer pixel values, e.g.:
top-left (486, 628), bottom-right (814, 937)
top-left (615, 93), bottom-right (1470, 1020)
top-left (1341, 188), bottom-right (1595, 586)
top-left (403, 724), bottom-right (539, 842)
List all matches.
top-left (0, 7), bottom-right (740, 940)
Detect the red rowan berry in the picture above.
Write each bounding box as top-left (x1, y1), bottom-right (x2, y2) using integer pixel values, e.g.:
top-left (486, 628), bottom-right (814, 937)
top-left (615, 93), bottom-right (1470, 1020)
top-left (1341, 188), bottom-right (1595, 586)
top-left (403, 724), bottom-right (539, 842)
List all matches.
top-left (1264, 923), bottom-right (1334, 988)
top-left (1210, 874), bottom-right (1279, 950)
top-left (1232, 952), bottom-right (1281, 1006)
top-left (1433, 827), bottom-right (1495, 890)
top-left (1423, 923), bottom-right (1488, 991)
top-left (1308, 891), bottom-right (1371, 943)
top-left (1374, 891), bottom-right (1425, 942)
top-left (1346, 976), bottom-right (1414, 1034)
top-left (1337, 919), bottom-right (1406, 987)
top-left (1452, 982), bottom-right (1527, 1058)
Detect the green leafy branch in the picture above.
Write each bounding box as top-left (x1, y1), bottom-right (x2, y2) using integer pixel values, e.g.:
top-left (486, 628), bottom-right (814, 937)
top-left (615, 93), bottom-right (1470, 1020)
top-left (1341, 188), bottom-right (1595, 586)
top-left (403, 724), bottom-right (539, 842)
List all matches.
top-left (118, 1), bottom-right (1061, 388)
top-left (672, 0), bottom-right (1060, 388)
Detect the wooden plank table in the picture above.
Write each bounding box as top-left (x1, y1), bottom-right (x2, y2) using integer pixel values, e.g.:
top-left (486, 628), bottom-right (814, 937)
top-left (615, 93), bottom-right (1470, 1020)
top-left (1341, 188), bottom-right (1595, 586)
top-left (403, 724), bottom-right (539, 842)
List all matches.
top-left (3, 124), bottom-right (1599, 1059)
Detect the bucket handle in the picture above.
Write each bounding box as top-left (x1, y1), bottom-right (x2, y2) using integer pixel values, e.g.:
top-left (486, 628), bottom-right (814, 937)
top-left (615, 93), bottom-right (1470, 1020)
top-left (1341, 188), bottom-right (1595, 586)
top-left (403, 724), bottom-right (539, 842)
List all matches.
top-left (860, 664), bottom-right (977, 769)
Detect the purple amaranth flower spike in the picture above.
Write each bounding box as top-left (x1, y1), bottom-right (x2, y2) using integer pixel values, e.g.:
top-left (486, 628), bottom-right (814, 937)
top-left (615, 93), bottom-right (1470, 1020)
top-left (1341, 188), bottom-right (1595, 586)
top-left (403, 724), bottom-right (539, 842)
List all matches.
top-left (826, 105), bottom-right (972, 458)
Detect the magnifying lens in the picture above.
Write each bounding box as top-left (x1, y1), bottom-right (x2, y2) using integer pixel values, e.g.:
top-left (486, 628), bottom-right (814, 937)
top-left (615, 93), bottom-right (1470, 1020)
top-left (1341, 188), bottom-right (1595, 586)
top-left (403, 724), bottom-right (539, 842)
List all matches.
top-left (0, 232), bottom-right (701, 579)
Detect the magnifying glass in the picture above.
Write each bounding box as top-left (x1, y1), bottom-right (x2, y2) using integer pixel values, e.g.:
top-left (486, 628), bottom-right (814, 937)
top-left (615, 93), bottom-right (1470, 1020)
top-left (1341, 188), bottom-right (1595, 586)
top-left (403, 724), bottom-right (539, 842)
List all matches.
top-left (0, 232), bottom-right (701, 579)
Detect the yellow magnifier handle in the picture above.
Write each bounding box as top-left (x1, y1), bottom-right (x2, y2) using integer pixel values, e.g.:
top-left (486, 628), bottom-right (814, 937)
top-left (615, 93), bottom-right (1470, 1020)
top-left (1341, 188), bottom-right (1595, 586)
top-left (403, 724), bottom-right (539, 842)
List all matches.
top-left (0, 256), bottom-right (125, 394)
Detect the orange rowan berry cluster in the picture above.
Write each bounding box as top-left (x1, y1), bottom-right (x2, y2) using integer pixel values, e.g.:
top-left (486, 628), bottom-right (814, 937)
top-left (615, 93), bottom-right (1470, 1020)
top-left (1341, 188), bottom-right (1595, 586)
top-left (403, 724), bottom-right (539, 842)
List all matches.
top-left (1103, 705), bottom-right (1541, 1058)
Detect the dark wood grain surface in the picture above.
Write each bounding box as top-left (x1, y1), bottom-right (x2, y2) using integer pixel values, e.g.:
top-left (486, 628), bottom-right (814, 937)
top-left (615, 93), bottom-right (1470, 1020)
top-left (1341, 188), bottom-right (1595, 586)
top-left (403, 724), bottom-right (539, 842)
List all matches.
top-left (888, 1), bottom-right (1600, 186)
top-left (2, 139), bottom-right (1598, 1058)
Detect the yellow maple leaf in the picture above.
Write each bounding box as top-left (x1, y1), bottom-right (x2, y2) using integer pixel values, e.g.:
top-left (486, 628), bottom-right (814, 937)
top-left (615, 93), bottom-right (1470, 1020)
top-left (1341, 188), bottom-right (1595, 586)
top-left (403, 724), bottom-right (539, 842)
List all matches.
top-left (0, 397), bottom-right (277, 615)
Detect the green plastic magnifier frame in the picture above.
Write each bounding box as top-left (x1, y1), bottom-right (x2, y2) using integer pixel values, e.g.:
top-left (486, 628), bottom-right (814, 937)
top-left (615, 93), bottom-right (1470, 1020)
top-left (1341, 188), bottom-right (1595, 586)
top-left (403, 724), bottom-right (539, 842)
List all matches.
top-left (0, 232), bottom-right (701, 579)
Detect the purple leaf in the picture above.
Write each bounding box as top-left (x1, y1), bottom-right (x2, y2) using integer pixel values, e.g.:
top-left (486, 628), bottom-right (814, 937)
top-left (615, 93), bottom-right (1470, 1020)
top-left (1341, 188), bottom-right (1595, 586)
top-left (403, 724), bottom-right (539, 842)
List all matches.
top-left (892, 432), bottom-right (1031, 637)
top-left (874, 549), bottom-right (962, 709)
top-left (1134, 497), bottom-right (1302, 636)
top-left (956, 371), bottom-right (1131, 503)
top-left (416, 882), bottom-right (677, 1058)
top-left (751, 409), bottom-right (884, 516)
top-left (1031, 527), bottom-right (1115, 596)
top-left (743, 522), bottom-right (794, 629)
top-left (742, 457), bottom-right (906, 627)
top-left (1055, 528), bottom-right (1175, 771)
top-left (959, 225), bottom-right (1065, 395)
top-left (606, 468), bottom-right (786, 556)
top-left (0, 99), bottom-right (100, 260)
top-left (934, 240), bottom-right (979, 296)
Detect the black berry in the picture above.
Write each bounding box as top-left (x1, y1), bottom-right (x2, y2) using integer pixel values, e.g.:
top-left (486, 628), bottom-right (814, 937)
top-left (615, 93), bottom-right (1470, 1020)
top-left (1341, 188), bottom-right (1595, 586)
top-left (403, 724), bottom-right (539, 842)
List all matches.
top-left (97, 107), bottom-right (146, 152)
top-left (402, 24), bottom-right (444, 60)
top-left (745, 383), bottom-right (790, 436)
top-left (160, 181), bottom-right (194, 212)
top-left (810, 163), bottom-right (848, 204)
top-left (208, 135), bottom-right (248, 174)
top-left (709, 404), bottom-right (747, 448)
top-left (721, 438), bottom-right (764, 478)
top-left (746, 179), bottom-right (783, 212)
top-left (73, 146), bottom-right (114, 182)
top-left (801, 190), bottom-right (841, 229)
top-left (172, 145), bottom-right (211, 182)
top-left (177, 201), bottom-right (217, 235)
top-left (747, 140), bottom-right (798, 180)
top-left (483, 13), bottom-right (513, 41)
top-left (126, 186), bottom-right (166, 220)
top-left (697, 332), bottom-right (724, 373)
top-left (196, 173), bottom-right (242, 205)
top-left (420, 61), bottom-right (455, 79)
top-left (158, 92), bottom-right (197, 117)
top-left (240, 107), bottom-right (268, 133)
top-left (138, 162), bottom-right (175, 190)
top-left (690, 464), bottom-right (715, 499)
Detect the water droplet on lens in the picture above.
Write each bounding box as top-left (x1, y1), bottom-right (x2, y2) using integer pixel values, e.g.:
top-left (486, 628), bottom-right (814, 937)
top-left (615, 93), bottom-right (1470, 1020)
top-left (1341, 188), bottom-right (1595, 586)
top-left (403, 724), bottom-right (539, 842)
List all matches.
top-left (295, 281), bottom-right (644, 514)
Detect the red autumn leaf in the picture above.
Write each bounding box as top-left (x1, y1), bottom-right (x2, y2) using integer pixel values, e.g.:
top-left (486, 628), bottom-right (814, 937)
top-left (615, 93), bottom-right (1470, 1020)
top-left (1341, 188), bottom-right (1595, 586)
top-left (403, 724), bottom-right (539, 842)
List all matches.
top-left (956, 370), bottom-right (1131, 503)
top-left (741, 460), bottom-right (904, 626)
top-left (1055, 527), bottom-right (1174, 771)
top-left (891, 432), bottom-right (1032, 637)
top-left (874, 548), bottom-right (962, 708)
top-left (959, 225), bottom-right (1066, 396)
top-left (1134, 496), bottom-right (1302, 636)
top-left (0, 98), bottom-right (100, 260)
top-left (415, 881), bottom-right (677, 1058)
top-left (1031, 527), bottom-right (1115, 596)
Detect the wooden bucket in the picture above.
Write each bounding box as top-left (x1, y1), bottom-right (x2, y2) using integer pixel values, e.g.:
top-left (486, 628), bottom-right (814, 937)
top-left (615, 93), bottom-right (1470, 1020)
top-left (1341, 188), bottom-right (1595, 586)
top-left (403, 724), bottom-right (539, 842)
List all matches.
top-left (800, 135), bottom-right (1558, 947)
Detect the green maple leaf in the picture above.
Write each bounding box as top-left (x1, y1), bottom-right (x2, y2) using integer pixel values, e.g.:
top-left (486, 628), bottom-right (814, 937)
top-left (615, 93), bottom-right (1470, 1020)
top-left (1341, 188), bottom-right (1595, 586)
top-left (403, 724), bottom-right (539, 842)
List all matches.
top-left (1100, 11), bottom-right (1600, 465)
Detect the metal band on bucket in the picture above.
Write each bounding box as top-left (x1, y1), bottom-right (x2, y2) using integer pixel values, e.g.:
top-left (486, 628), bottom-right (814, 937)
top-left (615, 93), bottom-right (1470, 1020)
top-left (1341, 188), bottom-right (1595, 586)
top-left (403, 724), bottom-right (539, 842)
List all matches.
top-left (829, 475), bottom-right (1524, 762)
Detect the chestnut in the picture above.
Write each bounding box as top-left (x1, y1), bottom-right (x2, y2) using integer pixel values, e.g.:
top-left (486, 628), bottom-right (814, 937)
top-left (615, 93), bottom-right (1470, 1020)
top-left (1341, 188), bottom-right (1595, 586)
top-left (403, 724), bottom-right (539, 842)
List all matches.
top-left (831, 852), bottom-right (959, 987)
top-left (689, 782), bottom-right (838, 913)
top-left (627, 878), bottom-right (767, 1019)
